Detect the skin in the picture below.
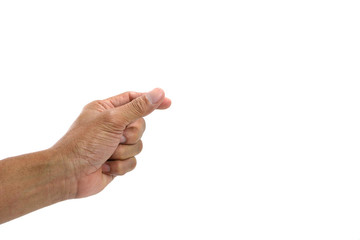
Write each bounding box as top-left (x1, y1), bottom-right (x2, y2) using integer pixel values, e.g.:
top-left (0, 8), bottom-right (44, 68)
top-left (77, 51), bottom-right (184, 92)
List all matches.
top-left (0, 88), bottom-right (171, 224)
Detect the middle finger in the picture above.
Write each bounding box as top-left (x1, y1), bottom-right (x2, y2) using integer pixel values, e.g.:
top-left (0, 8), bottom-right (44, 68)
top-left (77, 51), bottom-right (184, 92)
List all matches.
top-left (110, 140), bottom-right (143, 160)
top-left (122, 118), bottom-right (146, 144)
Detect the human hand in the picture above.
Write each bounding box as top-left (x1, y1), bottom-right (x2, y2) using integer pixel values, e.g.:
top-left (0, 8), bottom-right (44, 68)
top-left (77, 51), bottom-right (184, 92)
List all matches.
top-left (51, 88), bottom-right (171, 199)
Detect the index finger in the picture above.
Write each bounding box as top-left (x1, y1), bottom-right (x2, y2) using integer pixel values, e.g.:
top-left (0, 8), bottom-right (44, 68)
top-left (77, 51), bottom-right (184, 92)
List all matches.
top-left (105, 91), bottom-right (144, 107)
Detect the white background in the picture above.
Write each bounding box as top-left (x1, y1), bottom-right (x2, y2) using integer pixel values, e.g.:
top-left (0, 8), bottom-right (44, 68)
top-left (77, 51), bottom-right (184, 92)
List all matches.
top-left (0, 0), bottom-right (360, 239)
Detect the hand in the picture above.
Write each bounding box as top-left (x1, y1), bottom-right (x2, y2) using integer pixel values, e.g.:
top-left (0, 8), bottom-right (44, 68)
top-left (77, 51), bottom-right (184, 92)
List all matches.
top-left (51, 88), bottom-right (171, 198)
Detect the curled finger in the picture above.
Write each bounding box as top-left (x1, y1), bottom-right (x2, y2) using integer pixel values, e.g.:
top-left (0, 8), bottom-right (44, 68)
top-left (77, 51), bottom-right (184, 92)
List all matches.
top-left (102, 157), bottom-right (137, 176)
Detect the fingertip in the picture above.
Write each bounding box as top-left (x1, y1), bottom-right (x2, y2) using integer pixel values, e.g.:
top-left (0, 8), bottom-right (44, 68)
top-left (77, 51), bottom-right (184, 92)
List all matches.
top-left (120, 135), bottom-right (127, 143)
top-left (158, 98), bottom-right (172, 109)
top-left (165, 98), bottom-right (172, 108)
top-left (102, 163), bottom-right (111, 173)
top-left (146, 88), bottom-right (165, 105)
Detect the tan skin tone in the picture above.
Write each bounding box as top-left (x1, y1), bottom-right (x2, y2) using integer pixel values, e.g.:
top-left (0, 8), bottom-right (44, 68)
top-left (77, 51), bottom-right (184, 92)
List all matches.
top-left (0, 88), bottom-right (171, 224)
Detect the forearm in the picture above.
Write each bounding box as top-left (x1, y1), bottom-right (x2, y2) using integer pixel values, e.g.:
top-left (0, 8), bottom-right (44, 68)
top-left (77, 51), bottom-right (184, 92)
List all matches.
top-left (0, 149), bottom-right (76, 224)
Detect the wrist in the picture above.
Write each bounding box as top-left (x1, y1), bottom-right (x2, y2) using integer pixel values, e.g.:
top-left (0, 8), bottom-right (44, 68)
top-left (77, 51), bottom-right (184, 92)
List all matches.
top-left (45, 148), bottom-right (78, 201)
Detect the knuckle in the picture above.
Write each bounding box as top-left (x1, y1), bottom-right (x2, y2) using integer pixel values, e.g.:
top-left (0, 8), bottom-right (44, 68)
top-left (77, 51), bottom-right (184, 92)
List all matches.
top-left (131, 127), bottom-right (141, 139)
top-left (138, 118), bottom-right (146, 131)
top-left (125, 129), bottom-right (140, 143)
top-left (137, 140), bottom-right (143, 153)
top-left (101, 110), bottom-right (117, 124)
top-left (99, 111), bottom-right (124, 133)
top-left (129, 157), bottom-right (137, 170)
top-left (117, 145), bottom-right (125, 156)
top-left (142, 118), bottom-right (146, 131)
top-left (113, 163), bottom-right (127, 176)
top-left (101, 111), bottom-right (113, 124)
top-left (83, 100), bottom-right (101, 109)
top-left (129, 98), bottom-right (147, 116)
top-left (113, 158), bottom-right (137, 176)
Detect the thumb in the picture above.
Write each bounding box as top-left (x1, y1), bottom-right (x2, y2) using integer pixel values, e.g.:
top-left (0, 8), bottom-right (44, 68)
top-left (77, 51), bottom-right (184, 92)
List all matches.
top-left (114, 88), bottom-right (165, 126)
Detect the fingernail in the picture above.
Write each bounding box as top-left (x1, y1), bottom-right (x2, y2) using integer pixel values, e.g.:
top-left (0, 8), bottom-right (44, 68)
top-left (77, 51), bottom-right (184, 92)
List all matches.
top-left (146, 88), bottom-right (164, 104)
top-left (102, 164), bottom-right (111, 173)
top-left (120, 135), bottom-right (127, 143)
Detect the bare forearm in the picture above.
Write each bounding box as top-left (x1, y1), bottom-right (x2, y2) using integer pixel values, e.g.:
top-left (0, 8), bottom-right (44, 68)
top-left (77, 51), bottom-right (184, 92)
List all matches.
top-left (0, 149), bottom-right (76, 224)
